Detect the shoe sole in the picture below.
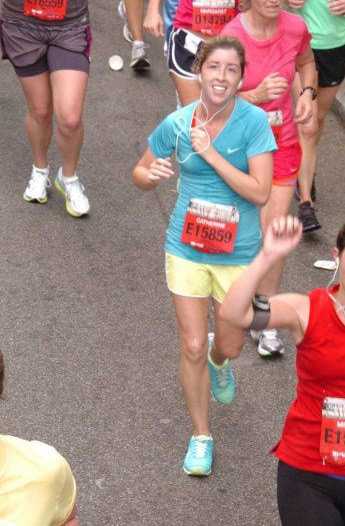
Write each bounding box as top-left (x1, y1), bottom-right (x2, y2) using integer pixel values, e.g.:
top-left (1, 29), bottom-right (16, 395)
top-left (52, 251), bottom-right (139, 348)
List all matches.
top-left (130, 58), bottom-right (151, 70)
top-left (183, 466), bottom-right (211, 476)
top-left (257, 347), bottom-right (285, 358)
top-left (54, 179), bottom-right (89, 218)
top-left (23, 194), bottom-right (48, 204)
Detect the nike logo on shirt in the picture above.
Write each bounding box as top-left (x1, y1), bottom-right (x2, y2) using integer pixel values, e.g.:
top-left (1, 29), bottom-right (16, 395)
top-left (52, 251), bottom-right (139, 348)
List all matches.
top-left (227, 147), bottom-right (241, 154)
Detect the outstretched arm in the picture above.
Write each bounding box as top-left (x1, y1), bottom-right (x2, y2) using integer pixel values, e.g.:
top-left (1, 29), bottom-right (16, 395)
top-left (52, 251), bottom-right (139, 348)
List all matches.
top-left (219, 216), bottom-right (309, 341)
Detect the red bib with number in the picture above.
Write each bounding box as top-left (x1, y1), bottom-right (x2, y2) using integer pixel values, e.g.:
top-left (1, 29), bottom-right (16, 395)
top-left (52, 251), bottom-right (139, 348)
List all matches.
top-left (320, 397), bottom-right (345, 466)
top-left (192, 0), bottom-right (238, 36)
top-left (24, 0), bottom-right (68, 21)
top-left (267, 110), bottom-right (283, 145)
top-left (181, 200), bottom-right (239, 254)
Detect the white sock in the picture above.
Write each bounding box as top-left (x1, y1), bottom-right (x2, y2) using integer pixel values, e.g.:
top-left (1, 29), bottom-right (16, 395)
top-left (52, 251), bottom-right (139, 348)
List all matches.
top-left (61, 172), bottom-right (78, 184)
top-left (33, 165), bottom-right (49, 175)
top-left (133, 40), bottom-right (144, 47)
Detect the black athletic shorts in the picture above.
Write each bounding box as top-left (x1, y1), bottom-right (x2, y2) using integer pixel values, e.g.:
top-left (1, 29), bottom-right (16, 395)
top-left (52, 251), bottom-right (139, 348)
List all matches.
top-left (168, 27), bottom-right (204, 80)
top-left (313, 44), bottom-right (345, 88)
top-left (277, 461), bottom-right (345, 526)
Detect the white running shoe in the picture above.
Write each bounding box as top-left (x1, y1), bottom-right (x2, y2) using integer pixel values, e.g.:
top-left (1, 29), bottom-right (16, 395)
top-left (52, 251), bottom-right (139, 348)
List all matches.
top-left (251, 329), bottom-right (285, 357)
top-left (130, 41), bottom-right (150, 70)
top-left (54, 168), bottom-right (90, 218)
top-left (23, 166), bottom-right (50, 204)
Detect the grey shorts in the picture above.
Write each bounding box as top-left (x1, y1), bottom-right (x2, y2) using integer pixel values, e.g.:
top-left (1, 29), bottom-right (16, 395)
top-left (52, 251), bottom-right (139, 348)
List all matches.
top-left (0, 18), bottom-right (91, 77)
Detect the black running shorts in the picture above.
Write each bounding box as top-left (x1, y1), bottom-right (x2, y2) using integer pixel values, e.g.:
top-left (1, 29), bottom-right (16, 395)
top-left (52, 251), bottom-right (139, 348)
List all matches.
top-left (313, 44), bottom-right (345, 88)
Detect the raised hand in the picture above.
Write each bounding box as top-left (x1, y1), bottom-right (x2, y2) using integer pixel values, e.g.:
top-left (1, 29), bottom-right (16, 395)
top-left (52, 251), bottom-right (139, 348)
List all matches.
top-left (263, 216), bottom-right (303, 261)
top-left (148, 157), bottom-right (174, 182)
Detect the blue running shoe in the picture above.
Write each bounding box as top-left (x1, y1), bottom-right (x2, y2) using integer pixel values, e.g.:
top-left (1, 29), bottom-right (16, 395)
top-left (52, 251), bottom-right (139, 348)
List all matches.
top-left (208, 333), bottom-right (236, 405)
top-left (183, 435), bottom-right (214, 476)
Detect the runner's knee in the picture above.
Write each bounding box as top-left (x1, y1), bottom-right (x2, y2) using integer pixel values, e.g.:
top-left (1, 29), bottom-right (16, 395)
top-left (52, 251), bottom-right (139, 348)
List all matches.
top-left (28, 104), bottom-right (52, 125)
top-left (56, 113), bottom-right (83, 135)
top-left (181, 335), bottom-right (208, 363)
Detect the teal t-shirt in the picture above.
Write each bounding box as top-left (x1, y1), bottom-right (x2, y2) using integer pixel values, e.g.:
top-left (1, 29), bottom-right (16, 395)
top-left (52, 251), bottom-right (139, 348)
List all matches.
top-left (298, 0), bottom-right (345, 49)
top-left (148, 98), bottom-right (276, 265)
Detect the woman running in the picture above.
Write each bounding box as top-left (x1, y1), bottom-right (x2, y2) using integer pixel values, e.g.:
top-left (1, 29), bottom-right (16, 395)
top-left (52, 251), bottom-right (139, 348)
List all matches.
top-left (0, 0), bottom-right (91, 217)
top-left (221, 216), bottom-right (345, 525)
top-left (221, 1), bottom-right (317, 357)
top-left (287, 0), bottom-right (345, 233)
top-left (166, 0), bottom-right (250, 105)
top-left (133, 36), bottom-right (276, 476)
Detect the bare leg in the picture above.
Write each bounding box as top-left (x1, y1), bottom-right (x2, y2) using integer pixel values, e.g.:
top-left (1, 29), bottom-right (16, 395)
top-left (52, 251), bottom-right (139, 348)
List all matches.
top-left (173, 295), bottom-right (210, 435)
top-left (124, 0), bottom-right (144, 41)
top-left (19, 73), bottom-right (53, 168)
top-left (210, 300), bottom-right (245, 365)
top-left (297, 84), bottom-right (339, 203)
top-left (170, 73), bottom-right (201, 107)
top-left (298, 104), bottom-right (318, 204)
top-left (257, 185), bottom-right (295, 296)
top-left (50, 70), bottom-right (88, 178)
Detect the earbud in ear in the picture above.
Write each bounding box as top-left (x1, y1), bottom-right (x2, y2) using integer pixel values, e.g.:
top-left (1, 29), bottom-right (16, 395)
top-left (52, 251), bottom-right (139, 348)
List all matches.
top-left (336, 256), bottom-right (340, 268)
top-left (238, 79), bottom-right (243, 89)
top-left (198, 74), bottom-right (202, 82)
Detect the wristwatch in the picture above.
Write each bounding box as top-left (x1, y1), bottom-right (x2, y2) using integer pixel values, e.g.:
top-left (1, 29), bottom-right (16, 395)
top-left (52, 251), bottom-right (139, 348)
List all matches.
top-left (300, 86), bottom-right (317, 100)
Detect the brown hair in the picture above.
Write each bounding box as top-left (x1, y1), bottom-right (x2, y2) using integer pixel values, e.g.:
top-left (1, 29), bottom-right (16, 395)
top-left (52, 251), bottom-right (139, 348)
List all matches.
top-left (0, 351), bottom-right (4, 397)
top-left (336, 224), bottom-right (345, 255)
top-left (192, 36), bottom-right (246, 77)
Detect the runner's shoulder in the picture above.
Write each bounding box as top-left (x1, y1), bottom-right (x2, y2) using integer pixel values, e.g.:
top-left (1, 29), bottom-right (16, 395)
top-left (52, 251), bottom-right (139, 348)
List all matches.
top-left (280, 9), bottom-right (309, 36)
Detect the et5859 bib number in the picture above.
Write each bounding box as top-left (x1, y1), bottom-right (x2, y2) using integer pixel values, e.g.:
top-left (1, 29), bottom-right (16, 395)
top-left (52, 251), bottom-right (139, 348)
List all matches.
top-left (181, 199), bottom-right (239, 254)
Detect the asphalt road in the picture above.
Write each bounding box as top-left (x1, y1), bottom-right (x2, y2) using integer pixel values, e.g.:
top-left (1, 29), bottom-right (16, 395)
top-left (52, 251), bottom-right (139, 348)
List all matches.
top-left (0, 4), bottom-right (344, 525)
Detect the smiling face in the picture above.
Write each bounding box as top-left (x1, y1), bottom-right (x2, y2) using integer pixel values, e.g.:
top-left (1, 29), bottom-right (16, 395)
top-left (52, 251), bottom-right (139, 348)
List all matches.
top-left (250, 0), bottom-right (282, 19)
top-left (199, 47), bottom-right (243, 108)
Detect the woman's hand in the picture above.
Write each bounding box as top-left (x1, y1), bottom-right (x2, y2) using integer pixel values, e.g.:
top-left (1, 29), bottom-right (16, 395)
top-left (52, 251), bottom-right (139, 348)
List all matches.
top-left (253, 73), bottom-right (289, 103)
top-left (328, 0), bottom-right (345, 15)
top-left (263, 216), bottom-right (303, 261)
top-left (294, 91), bottom-right (313, 124)
top-left (190, 127), bottom-right (212, 158)
top-left (143, 10), bottom-right (164, 37)
top-left (148, 157), bottom-right (174, 182)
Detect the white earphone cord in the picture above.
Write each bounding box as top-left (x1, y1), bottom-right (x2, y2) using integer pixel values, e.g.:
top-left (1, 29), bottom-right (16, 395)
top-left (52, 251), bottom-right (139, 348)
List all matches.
top-left (175, 95), bottom-right (233, 165)
top-left (327, 258), bottom-right (345, 315)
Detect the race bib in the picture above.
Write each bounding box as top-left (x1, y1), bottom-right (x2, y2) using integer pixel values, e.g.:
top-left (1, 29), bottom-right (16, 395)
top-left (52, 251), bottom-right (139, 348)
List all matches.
top-left (267, 110), bottom-right (283, 145)
top-left (320, 397), bottom-right (345, 466)
top-left (181, 199), bottom-right (239, 254)
top-left (192, 0), bottom-right (238, 36)
top-left (24, 0), bottom-right (68, 21)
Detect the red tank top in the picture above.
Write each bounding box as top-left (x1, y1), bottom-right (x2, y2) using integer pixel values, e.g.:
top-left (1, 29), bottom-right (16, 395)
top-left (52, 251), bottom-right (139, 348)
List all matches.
top-left (273, 285), bottom-right (345, 475)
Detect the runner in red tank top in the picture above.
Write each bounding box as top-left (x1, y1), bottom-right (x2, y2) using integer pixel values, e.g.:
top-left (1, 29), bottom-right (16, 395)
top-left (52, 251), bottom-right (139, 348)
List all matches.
top-left (220, 216), bottom-right (345, 525)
